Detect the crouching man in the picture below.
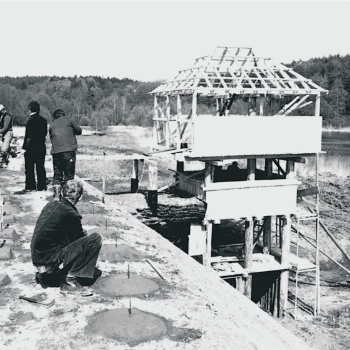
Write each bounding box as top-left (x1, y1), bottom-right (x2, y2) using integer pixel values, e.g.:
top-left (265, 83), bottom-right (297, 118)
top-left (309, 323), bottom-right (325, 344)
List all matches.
top-left (31, 179), bottom-right (102, 296)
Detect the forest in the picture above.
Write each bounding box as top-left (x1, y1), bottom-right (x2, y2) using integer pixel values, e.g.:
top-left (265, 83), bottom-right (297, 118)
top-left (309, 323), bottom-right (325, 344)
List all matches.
top-left (0, 54), bottom-right (350, 129)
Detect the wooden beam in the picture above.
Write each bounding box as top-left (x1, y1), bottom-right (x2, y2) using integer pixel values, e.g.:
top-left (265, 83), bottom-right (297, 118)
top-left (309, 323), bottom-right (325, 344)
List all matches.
top-left (192, 93), bottom-right (197, 117)
top-left (244, 159), bottom-right (255, 298)
top-left (143, 147), bottom-right (176, 156)
top-left (244, 218), bottom-right (254, 298)
top-left (259, 95), bottom-right (264, 116)
top-left (247, 159), bottom-right (256, 181)
top-left (276, 96), bottom-right (299, 115)
top-left (148, 161), bottom-right (158, 215)
top-left (131, 159), bottom-right (139, 193)
top-left (319, 219), bottom-right (350, 266)
top-left (279, 157), bottom-right (306, 164)
top-left (273, 159), bottom-right (286, 177)
top-left (263, 158), bottom-right (273, 251)
top-left (165, 96), bottom-right (170, 148)
top-left (280, 215), bottom-right (291, 317)
top-left (297, 186), bottom-right (319, 198)
top-left (315, 93), bottom-right (321, 117)
top-left (179, 111), bottom-right (192, 140)
top-left (203, 222), bottom-right (213, 269)
top-left (158, 169), bottom-right (204, 193)
top-left (285, 95), bottom-right (309, 116)
top-left (293, 225), bottom-right (350, 276)
top-left (286, 159), bottom-right (295, 179)
top-left (153, 95), bottom-right (159, 148)
top-left (186, 153), bottom-right (318, 162)
top-left (177, 95), bottom-right (182, 149)
top-left (203, 163), bottom-right (215, 269)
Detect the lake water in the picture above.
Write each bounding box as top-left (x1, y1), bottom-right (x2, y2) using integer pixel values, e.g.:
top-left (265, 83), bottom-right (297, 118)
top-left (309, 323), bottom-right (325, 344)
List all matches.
top-left (306, 131), bottom-right (350, 177)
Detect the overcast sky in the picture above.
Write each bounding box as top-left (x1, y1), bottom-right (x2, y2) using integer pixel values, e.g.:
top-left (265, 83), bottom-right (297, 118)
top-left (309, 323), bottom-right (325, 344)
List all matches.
top-left (1, 0), bottom-right (349, 81)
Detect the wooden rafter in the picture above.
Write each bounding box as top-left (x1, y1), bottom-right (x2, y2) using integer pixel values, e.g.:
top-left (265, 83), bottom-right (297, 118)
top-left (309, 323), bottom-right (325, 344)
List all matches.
top-left (150, 46), bottom-right (328, 97)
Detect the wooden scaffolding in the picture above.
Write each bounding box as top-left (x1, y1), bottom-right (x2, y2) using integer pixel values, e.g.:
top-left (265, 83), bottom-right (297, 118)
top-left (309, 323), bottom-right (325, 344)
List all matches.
top-left (149, 46), bottom-right (327, 317)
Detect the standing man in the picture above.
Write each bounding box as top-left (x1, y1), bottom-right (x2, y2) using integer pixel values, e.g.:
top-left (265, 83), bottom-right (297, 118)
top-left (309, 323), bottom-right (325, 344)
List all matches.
top-left (49, 109), bottom-right (82, 199)
top-left (31, 179), bottom-right (102, 295)
top-left (0, 104), bottom-right (13, 168)
top-left (22, 101), bottom-right (47, 192)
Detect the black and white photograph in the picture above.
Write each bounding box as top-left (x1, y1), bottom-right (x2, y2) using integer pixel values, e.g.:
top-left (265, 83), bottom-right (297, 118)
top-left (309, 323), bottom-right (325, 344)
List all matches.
top-left (0, 1), bottom-right (349, 349)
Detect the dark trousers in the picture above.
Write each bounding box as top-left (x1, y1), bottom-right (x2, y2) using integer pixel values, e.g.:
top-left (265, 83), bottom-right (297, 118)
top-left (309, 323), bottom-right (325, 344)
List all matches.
top-left (52, 151), bottom-right (76, 186)
top-left (59, 233), bottom-right (102, 279)
top-left (25, 150), bottom-right (46, 190)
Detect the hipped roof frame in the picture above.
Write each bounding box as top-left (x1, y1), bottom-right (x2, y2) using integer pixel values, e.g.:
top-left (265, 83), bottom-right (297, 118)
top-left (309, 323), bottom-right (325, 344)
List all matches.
top-left (150, 46), bottom-right (328, 97)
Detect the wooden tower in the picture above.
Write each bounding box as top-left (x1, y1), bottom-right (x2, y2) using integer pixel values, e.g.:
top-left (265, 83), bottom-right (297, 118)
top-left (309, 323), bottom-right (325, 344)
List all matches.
top-left (149, 46), bottom-right (327, 317)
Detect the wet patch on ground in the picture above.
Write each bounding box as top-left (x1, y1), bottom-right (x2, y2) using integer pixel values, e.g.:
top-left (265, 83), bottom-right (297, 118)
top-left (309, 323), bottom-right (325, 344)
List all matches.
top-left (81, 213), bottom-right (108, 226)
top-left (76, 202), bottom-right (107, 214)
top-left (94, 273), bottom-right (159, 297)
top-left (88, 227), bottom-right (119, 239)
top-left (85, 307), bottom-right (202, 347)
top-left (99, 243), bottom-right (145, 262)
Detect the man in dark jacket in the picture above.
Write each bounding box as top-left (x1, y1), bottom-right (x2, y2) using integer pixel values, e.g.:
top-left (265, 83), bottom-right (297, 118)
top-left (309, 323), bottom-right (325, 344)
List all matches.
top-left (49, 109), bottom-right (82, 198)
top-left (0, 104), bottom-right (13, 168)
top-left (22, 101), bottom-right (47, 191)
top-left (31, 179), bottom-right (102, 295)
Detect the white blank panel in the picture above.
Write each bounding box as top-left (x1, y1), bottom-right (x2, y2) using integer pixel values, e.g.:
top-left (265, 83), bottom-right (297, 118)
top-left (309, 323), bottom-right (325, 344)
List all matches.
top-left (188, 224), bottom-right (206, 256)
top-left (192, 115), bottom-right (322, 157)
top-left (205, 179), bottom-right (298, 220)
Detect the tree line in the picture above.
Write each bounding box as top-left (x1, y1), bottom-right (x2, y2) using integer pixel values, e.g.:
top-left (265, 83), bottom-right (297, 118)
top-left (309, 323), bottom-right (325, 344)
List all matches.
top-left (0, 76), bottom-right (161, 130)
top-left (289, 54), bottom-right (350, 127)
top-left (0, 54), bottom-right (349, 130)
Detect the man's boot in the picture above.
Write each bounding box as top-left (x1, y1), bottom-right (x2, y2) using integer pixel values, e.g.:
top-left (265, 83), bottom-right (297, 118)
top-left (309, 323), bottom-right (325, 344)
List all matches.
top-left (53, 185), bottom-right (61, 200)
top-left (60, 275), bottom-right (93, 296)
top-left (2, 152), bottom-right (9, 168)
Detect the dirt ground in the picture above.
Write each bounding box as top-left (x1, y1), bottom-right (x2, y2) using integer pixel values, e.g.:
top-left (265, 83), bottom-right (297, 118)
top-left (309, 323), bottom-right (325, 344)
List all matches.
top-left (75, 126), bottom-right (350, 350)
top-left (276, 172), bottom-right (350, 350)
top-left (3, 126), bottom-right (350, 349)
top-left (0, 159), bottom-right (315, 350)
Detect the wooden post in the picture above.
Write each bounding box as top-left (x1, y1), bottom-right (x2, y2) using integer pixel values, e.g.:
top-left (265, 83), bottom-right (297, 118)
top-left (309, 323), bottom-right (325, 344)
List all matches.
top-left (153, 95), bottom-right (158, 149)
top-left (148, 161), bottom-right (158, 215)
top-left (263, 158), bottom-right (273, 252)
top-left (280, 215), bottom-right (291, 317)
top-left (259, 95), bottom-right (265, 116)
top-left (203, 222), bottom-right (213, 269)
top-left (102, 152), bottom-right (106, 202)
top-left (286, 159), bottom-right (295, 179)
top-left (131, 159), bottom-right (139, 193)
top-left (192, 93), bottom-right (197, 117)
top-left (165, 95), bottom-right (171, 148)
top-left (202, 163), bottom-right (215, 269)
top-left (247, 159), bottom-right (256, 181)
top-left (315, 93), bottom-right (321, 117)
top-left (176, 95), bottom-right (182, 149)
top-left (315, 152), bottom-right (321, 314)
top-left (243, 159), bottom-right (256, 298)
top-left (216, 98), bottom-right (220, 116)
top-left (191, 93), bottom-right (198, 151)
top-left (244, 218), bottom-right (254, 298)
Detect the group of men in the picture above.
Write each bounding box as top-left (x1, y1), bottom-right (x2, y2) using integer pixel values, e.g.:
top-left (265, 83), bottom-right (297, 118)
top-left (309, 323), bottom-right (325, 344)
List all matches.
top-left (21, 101), bottom-right (82, 196)
top-left (1, 101), bottom-right (102, 297)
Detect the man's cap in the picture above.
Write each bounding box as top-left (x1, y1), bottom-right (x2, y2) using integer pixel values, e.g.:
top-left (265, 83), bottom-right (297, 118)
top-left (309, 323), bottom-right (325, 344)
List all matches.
top-left (29, 101), bottom-right (40, 113)
top-left (53, 109), bottom-right (65, 118)
top-left (0, 104), bottom-right (5, 112)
